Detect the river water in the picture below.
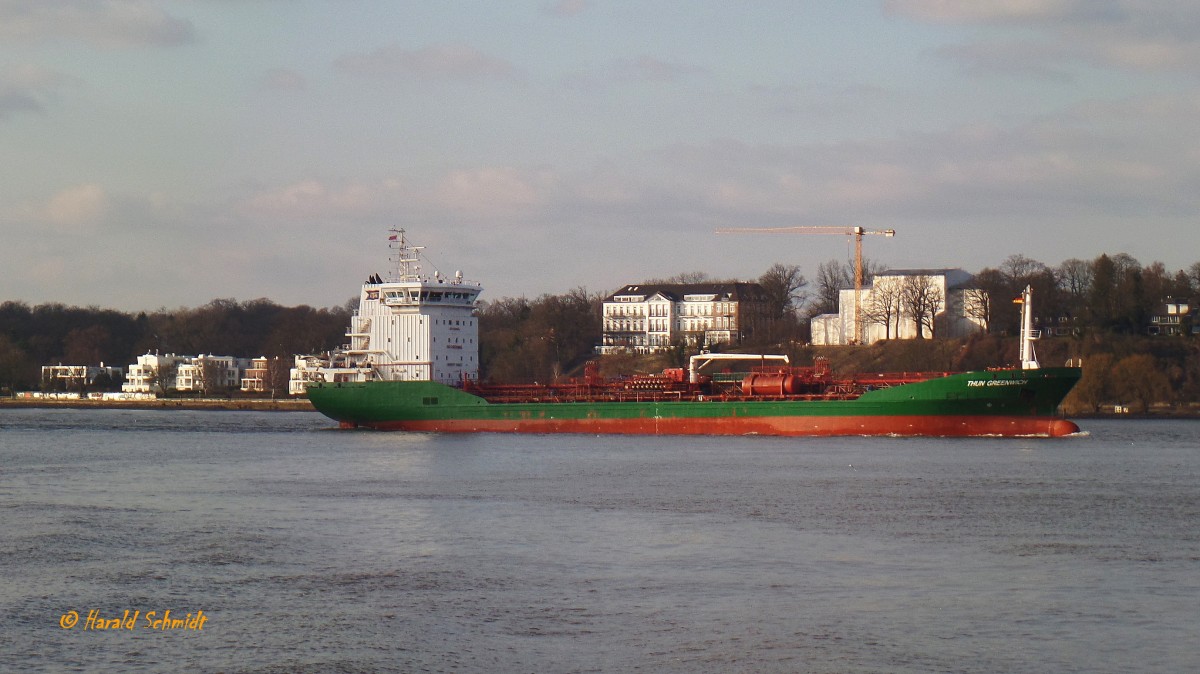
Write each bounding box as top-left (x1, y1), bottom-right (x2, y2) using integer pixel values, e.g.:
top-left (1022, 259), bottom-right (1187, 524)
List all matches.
top-left (1, 409), bottom-right (1197, 673)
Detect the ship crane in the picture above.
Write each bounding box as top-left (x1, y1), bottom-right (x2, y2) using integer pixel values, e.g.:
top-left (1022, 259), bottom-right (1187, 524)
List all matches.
top-left (716, 225), bottom-right (896, 345)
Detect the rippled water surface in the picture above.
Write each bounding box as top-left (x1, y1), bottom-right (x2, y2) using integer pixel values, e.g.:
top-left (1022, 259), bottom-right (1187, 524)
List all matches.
top-left (2, 409), bottom-right (1198, 673)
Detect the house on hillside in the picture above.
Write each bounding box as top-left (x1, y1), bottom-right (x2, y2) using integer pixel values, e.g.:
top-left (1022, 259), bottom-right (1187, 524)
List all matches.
top-left (1148, 297), bottom-right (1197, 336)
top-left (810, 269), bottom-right (987, 345)
top-left (598, 282), bottom-right (771, 354)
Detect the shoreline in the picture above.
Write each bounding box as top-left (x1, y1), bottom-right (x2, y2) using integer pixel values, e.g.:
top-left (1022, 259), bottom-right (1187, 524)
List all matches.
top-left (0, 397), bottom-right (315, 412)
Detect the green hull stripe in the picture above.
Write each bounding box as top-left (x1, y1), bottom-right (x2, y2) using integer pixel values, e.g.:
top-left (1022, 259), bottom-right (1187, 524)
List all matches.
top-left (306, 368), bottom-right (1081, 426)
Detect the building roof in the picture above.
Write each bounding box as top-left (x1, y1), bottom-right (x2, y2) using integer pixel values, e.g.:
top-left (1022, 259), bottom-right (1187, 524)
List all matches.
top-left (872, 268), bottom-right (975, 290)
top-left (605, 282), bottom-right (767, 302)
top-left (879, 267), bottom-right (969, 277)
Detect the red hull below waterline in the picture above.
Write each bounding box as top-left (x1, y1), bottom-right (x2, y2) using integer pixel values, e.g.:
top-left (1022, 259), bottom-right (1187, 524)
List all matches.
top-left (341, 414), bottom-right (1081, 438)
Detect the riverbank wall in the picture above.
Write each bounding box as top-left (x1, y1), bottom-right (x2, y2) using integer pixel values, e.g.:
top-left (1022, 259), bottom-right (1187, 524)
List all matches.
top-left (0, 397), bottom-right (314, 412)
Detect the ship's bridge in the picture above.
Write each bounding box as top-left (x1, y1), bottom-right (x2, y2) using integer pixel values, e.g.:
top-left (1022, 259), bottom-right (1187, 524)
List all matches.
top-left (379, 283), bottom-right (481, 308)
top-left (344, 229), bottom-right (483, 385)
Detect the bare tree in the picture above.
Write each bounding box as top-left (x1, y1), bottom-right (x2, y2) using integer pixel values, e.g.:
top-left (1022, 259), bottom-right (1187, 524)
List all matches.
top-left (1142, 261), bottom-right (1174, 306)
top-left (758, 263), bottom-right (808, 320)
top-left (643, 271), bottom-right (716, 284)
top-left (1000, 254), bottom-right (1048, 285)
top-left (901, 275), bottom-right (944, 339)
top-left (808, 257), bottom-right (885, 318)
top-left (1067, 353), bottom-right (1113, 414)
top-left (1110, 354), bottom-right (1171, 413)
top-left (147, 363), bottom-right (176, 396)
top-left (196, 358), bottom-right (226, 396)
top-left (267, 356), bottom-right (292, 398)
top-left (863, 277), bottom-right (904, 339)
top-left (63, 325), bottom-right (111, 367)
top-left (1057, 258), bottom-right (1093, 302)
top-left (854, 256), bottom-right (886, 288)
top-left (810, 259), bottom-right (849, 317)
top-left (0, 335), bottom-right (31, 394)
top-left (962, 287), bottom-right (991, 333)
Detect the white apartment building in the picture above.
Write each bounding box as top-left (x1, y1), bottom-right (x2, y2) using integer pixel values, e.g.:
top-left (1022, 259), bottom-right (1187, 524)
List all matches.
top-left (598, 283), bottom-right (770, 354)
top-left (241, 357), bottom-right (269, 392)
top-left (122, 353), bottom-right (250, 393)
top-left (40, 363), bottom-right (124, 389)
top-left (122, 353), bottom-right (187, 393)
top-left (289, 354), bottom-right (376, 395)
top-left (175, 354), bottom-right (250, 392)
top-left (810, 269), bottom-right (987, 345)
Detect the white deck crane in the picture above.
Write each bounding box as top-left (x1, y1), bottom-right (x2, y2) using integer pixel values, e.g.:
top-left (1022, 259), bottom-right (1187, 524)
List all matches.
top-left (716, 226), bottom-right (896, 345)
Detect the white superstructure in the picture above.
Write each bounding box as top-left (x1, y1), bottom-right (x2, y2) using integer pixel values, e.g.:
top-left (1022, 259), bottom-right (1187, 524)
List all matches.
top-left (293, 229), bottom-right (483, 389)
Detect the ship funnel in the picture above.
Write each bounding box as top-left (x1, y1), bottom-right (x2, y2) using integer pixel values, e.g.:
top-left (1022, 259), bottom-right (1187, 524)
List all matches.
top-left (1017, 285), bottom-right (1040, 370)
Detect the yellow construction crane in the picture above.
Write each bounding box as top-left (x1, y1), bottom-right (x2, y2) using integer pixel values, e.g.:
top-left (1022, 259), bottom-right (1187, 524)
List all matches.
top-left (716, 226), bottom-right (896, 345)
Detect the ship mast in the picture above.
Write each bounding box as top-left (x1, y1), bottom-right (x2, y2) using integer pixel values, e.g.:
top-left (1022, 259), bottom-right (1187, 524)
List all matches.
top-left (388, 227), bottom-right (425, 282)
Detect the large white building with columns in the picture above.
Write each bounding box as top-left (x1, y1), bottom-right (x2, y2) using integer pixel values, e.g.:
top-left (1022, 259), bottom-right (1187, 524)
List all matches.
top-left (598, 282), bottom-right (771, 354)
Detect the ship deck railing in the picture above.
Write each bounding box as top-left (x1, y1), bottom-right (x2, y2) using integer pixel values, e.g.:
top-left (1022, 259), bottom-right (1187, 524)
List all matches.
top-left (472, 390), bottom-right (864, 404)
top-left (850, 371), bottom-right (955, 387)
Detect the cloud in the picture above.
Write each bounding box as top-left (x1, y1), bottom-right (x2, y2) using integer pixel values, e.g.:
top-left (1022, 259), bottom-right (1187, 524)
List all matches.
top-left (613, 55), bottom-right (709, 83)
top-left (334, 43), bottom-right (519, 81)
top-left (40, 184), bottom-right (111, 229)
top-left (0, 64), bottom-right (78, 119)
top-left (883, 0), bottom-right (1119, 24)
top-left (1080, 27), bottom-right (1200, 71)
top-left (239, 91), bottom-right (1200, 244)
top-left (888, 0), bottom-right (1200, 73)
top-left (559, 55), bottom-right (709, 91)
top-left (257, 68), bottom-right (307, 92)
top-left (608, 96), bottom-right (1200, 279)
top-left (642, 93), bottom-right (1200, 232)
top-left (14, 83), bottom-right (1191, 310)
top-left (0, 91), bottom-right (42, 118)
top-left (241, 167), bottom-right (556, 223)
top-left (542, 0), bottom-right (590, 18)
top-left (0, 0), bottom-right (195, 48)
top-left (0, 183), bottom-right (275, 310)
top-left (2, 183), bottom-right (194, 237)
top-left (241, 179), bottom-right (401, 220)
top-left (935, 40), bottom-right (1076, 80)
top-left (1, 184), bottom-right (112, 233)
top-left (434, 167), bottom-right (550, 213)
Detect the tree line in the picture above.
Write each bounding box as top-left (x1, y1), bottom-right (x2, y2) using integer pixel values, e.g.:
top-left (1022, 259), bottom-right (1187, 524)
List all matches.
top-left (964, 254), bottom-right (1200, 337)
top-left (0, 299), bottom-right (350, 393)
top-left (2, 251), bottom-right (1199, 403)
top-left (473, 252), bottom-right (1200, 409)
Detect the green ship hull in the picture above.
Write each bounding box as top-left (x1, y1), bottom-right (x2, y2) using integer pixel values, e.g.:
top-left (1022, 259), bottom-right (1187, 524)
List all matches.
top-left (307, 366), bottom-right (1082, 437)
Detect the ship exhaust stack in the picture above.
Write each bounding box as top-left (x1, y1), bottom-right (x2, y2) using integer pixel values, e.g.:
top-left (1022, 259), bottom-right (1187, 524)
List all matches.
top-left (1017, 285), bottom-right (1040, 370)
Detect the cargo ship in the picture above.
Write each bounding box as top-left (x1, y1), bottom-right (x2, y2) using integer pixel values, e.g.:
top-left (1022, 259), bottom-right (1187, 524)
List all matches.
top-left (302, 230), bottom-right (1082, 437)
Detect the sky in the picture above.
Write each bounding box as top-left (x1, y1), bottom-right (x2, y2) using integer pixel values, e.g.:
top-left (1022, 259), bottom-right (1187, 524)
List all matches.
top-left (3, 0), bottom-right (1199, 312)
